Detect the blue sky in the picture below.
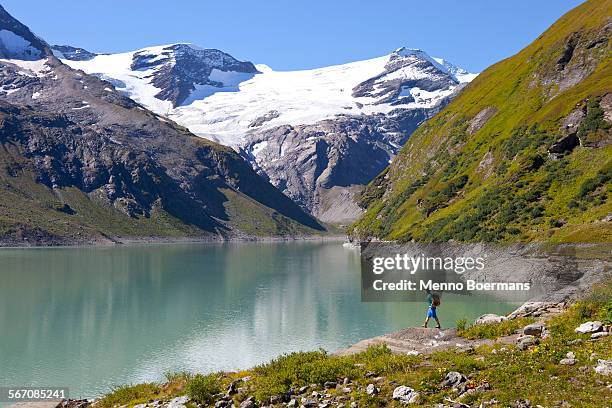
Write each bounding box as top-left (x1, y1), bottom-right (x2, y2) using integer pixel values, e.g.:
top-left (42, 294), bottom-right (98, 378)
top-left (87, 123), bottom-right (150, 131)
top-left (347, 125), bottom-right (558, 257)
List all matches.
top-left (3, 0), bottom-right (584, 72)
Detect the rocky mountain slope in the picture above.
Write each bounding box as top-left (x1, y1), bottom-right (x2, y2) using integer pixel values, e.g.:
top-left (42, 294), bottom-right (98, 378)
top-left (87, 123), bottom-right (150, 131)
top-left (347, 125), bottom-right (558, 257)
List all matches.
top-left (350, 0), bottom-right (611, 243)
top-left (56, 44), bottom-right (476, 223)
top-left (0, 5), bottom-right (324, 245)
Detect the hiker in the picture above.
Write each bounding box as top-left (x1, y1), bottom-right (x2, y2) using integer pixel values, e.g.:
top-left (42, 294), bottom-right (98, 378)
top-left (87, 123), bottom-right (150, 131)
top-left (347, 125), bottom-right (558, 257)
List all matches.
top-left (423, 289), bottom-right (441, 329)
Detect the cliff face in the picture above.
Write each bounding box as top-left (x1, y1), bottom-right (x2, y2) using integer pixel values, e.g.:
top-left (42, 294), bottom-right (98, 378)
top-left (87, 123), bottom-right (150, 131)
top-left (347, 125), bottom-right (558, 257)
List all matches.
top-left (351, 0), bottom-right (612, 243)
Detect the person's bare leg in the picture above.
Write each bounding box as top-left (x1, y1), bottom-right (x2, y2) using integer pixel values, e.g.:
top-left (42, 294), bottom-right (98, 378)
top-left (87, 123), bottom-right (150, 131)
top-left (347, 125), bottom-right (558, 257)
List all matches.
top-left (422, 317), bottom-right (430, 328)
top-left (434, 317), bottom-right (441, 329)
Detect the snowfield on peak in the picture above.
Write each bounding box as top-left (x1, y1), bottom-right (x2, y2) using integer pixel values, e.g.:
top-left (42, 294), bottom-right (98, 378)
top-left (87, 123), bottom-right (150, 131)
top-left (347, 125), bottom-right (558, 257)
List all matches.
top-left (59, 45), bottom-right (477, 147)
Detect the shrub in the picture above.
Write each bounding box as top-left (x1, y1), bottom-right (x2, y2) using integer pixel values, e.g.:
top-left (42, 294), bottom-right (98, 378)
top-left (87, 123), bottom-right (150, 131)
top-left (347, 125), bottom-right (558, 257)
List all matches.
top-left (456, 318), bottom-right (468, 331)
top-left (97, 383), bottom-right (161, 407)
top-left (458, 317), bottom-right (535, 339)
top-left (187, 374), bottom-right (221, 405)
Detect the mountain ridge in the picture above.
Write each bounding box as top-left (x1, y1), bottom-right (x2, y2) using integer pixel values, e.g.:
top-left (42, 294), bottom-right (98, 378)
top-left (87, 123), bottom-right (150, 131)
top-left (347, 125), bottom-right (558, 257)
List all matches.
top-left (350, 0), bottom-right (611, 243)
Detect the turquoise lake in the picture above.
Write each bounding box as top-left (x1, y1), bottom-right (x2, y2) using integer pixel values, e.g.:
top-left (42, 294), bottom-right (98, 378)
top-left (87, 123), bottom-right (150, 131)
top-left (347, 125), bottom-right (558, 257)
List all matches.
top-left (0, 241), bottom-right (518, 399)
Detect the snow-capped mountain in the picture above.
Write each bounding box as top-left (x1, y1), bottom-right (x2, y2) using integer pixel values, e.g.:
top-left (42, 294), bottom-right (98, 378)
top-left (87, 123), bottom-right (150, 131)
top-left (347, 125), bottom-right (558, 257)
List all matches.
top-left (0, 5), bottom-right (322, 244)
top-left (57, 44), bottom-right (473, 146)
top-left (56, 43), bottom-right (477, 222)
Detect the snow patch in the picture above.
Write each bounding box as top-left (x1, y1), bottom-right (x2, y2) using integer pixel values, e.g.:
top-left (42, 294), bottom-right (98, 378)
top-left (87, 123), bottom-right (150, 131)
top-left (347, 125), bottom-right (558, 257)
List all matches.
top-left (0, 57), bottom-right (51, 77)
top-left (250, 141), bottom-right (268, 158)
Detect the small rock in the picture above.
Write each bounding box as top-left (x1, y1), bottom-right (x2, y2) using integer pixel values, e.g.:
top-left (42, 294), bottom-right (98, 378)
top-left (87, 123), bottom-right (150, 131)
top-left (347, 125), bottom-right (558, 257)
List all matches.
top-left (517, 335), bottom-right (539, 350)
top-left (474, 314), bottom-right (508, 325)
top-left (342, 378), bottom-right (349, 386)
top-left (287, 399), bottom-right (298, 408)
top-left (300, 398), bottom-right (317, 408)
top-left (575, 321), bottom-right (603, 334)
top-left (167, 396), bottom-right (190, 408)
top-left (441, 371), bottom-right (467, 388)
top-left (341, 388), bottom-right (351, 394)
top-left (364, 371), bottom-right (376, 378)
top-left (228, 380), bottom-right (240, 395)
top-left (269, 395), bottom-right (281, 404)
top-left (240, 396), bottom-right (256, 408)
top-left (595, 359), bottom-right (612, 376)
top-left (514, 399), bottom-right (532, 408)
top-left (298, 386), bottom-right (309, 394)
top-left (566, 339), bottom-right (583, 345)
top-left (365, 384), bottom-right (379, 396)
top-left (392, 386), bottom-right (420, 404)
top-left (591, 331), bottom-right (609, 339)
top-left (523, 323), bottom-right (544, 336)
top-left (405, 350), bottom-right (420, 356)
top-left (455, 344), bottom-right (475, 354)
top-left (373, 376), bottom-right (385, 383)
top-left (560, 351), bottom-right (577, 365)
top-left (215, 401), bottom-right (227, 408)
top-left (323, 382), bottom-right (337, 389)
top-left (349, 402), bottom-right (357, 408)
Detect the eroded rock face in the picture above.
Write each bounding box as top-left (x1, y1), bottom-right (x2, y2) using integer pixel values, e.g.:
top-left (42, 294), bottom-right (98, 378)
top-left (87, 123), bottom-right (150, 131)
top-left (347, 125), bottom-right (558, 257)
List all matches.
top-left (243, 108), bottom-right (444, 222)
top-left (541, 20), bottom-right (611, 96)
top-left (467, 107), bottom-right (497, 135)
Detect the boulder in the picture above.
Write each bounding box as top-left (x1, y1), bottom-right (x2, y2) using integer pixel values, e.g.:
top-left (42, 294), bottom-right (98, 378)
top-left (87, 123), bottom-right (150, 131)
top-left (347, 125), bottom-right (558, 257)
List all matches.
top-left (522, 323), bottom-right (544, 336)
top-left (392, 386), bottom-right (420, 404)
top-left (474, 314), bottom-right (508, 325)
top-left (575, 321), bottom-right (603, 334)
top-left (440, 371), bottom-right (467, 388)
top-left (594, 359), bottom-right (612, 376)
top-left (517, 335), bottom-right (539, 350)
top-left (548, 134), bottom-right (579, 155)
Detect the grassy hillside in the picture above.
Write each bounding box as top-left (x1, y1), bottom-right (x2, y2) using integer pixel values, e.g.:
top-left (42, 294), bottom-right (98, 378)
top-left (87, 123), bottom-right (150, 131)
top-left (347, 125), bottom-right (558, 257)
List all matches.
top-left (350, 0), bottom-right (611, 243)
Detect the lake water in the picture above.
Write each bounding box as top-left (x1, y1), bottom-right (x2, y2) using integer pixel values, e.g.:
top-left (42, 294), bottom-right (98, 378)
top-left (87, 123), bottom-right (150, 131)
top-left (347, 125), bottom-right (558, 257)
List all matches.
top-left (0, 241), bottom-right (518, 399)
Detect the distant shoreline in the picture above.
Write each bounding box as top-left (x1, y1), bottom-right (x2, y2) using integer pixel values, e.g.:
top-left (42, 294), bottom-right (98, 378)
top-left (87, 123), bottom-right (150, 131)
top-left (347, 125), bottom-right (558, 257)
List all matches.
top-left (0, 234), bottom-right (348, 249)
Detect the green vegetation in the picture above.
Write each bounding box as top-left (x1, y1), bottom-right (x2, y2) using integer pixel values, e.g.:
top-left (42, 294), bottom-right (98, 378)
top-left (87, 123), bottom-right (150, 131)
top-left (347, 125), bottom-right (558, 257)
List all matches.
top-left (458, 317), bottom-right (535, 340)
top-left (350, 0), bottom-right (612, 243)
top-left (97, 383), bottom-right (162, 408)
top-left (187, 374), bottom-right (221, 405)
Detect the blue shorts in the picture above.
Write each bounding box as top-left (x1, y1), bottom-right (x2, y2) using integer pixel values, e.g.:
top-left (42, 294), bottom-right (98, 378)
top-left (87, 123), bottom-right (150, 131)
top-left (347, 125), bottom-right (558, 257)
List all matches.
top-left (427, 307), bottom-right (437, 319)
